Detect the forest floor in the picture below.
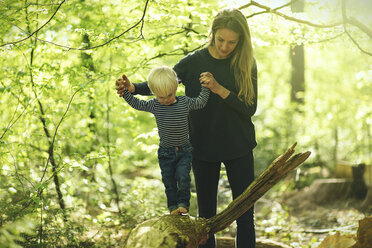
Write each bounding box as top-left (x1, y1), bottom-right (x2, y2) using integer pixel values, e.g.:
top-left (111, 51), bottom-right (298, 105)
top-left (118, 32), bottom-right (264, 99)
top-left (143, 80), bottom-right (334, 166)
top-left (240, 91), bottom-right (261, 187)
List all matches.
top-left (82, 174), bottom-right (371, 248)
top-left (245, 184), bottom-right (371, 248)
top-left (86, 189), bottom-right (369, 248)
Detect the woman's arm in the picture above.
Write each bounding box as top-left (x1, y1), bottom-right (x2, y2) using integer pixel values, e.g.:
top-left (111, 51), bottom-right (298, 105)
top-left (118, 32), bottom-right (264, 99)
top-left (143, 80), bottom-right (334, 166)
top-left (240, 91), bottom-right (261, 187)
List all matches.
top-left (133, 82), bottom-right (152, 95)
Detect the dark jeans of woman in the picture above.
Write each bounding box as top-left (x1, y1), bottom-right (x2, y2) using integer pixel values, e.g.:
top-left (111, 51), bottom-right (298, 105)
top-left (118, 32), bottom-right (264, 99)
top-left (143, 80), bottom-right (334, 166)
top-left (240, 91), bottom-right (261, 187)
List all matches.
top-left (192, 151), bottom-right (255, 248)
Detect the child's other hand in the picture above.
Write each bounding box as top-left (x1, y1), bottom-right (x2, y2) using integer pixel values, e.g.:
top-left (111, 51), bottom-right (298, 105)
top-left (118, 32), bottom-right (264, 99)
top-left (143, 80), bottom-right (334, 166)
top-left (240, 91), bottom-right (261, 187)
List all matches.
top-left (200, 72), bottom-right (218, 91)
top-left (199, 72), bottom-right (230, 99)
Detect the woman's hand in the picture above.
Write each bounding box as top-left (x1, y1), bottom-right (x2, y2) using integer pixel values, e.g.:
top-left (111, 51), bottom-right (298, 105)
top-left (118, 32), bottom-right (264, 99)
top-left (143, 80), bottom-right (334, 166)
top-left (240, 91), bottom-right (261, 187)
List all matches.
top-left (199, 72), bottom-right (230, 99)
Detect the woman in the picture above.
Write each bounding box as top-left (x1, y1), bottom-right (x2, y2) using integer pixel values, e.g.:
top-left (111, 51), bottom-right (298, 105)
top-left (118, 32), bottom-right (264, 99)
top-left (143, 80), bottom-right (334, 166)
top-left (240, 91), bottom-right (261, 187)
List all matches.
top-left (117, 8), bottom-right (257, 247)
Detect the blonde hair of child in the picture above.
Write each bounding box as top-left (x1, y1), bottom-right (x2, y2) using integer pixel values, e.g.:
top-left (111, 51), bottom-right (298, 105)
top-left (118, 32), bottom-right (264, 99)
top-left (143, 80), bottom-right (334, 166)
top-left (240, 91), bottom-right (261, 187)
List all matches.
top-left (147, 66), bottom-right (178, 97)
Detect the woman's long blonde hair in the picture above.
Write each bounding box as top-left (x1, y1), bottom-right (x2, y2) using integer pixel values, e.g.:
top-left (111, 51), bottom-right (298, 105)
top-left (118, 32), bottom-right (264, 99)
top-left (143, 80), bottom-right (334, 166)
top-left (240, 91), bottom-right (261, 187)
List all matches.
top-left (207, 8), bottom-right (255, 105)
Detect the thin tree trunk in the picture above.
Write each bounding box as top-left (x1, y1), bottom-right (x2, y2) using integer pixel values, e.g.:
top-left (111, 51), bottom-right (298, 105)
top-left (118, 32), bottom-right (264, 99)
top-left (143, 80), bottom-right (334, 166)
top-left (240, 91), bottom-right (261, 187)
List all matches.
top-left (25, 2), bottom-right (66, 222)
top-left (290, 0), bottom-right (305, 104)
top-left (106, 89), bottom-right (121, 213)
top-left (333, 127), bottom-right (339, 168)
top-left (30, 53), bottom-right (66, 221)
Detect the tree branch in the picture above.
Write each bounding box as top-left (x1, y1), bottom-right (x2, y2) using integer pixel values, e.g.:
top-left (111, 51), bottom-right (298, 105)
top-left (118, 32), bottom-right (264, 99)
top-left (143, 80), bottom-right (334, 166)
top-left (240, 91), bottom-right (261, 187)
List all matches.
top-left (240, 1), bottom-right (342, 28)
top-left (240, 0), bottom-right (371, 56)
top-left (341, 0), bottom-right (372, 56)
top-left (124, 143), bottom-right (311, 247)
top-left (71, 0), bottom-right (150, 50)
top-left (0, 0), bottom-right (66, 48)
top-left (38, 87), bottom-right (82, 185)
top-left (208, 143), bottom-right (311, 234)
top-left (0, 100), bottom-right (21, 140)
top-left (346, 17), bottom-right (372, 39)
top-left (344, 29), bottom-right (372, 56)
top-left (1, 0), bottom-right (150, 51)
top-left (0, 80), bottom-right (34, 141)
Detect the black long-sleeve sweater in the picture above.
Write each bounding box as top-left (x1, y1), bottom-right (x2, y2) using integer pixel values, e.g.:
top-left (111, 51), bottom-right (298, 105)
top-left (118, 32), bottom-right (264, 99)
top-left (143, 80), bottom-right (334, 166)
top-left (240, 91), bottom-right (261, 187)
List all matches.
top-left (133, 48), bottom-right (257, 162)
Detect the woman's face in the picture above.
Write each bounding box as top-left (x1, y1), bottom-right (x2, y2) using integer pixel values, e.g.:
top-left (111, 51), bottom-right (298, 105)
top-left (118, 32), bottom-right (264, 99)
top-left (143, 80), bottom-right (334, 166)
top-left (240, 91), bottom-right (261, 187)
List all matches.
top-left (213, 28), bottom-right (239, 59)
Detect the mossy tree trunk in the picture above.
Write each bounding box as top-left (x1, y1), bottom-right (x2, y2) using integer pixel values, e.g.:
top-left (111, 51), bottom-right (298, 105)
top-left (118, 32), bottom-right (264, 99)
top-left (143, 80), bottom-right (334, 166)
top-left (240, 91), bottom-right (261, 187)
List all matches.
top-left (124, 143), bottom-right (311, 248)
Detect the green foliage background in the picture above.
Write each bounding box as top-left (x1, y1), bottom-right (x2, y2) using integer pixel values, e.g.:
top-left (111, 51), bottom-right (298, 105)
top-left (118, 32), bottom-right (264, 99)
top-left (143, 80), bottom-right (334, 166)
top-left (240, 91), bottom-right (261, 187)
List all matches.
top-left (0, 0), bottom-right (371, 246)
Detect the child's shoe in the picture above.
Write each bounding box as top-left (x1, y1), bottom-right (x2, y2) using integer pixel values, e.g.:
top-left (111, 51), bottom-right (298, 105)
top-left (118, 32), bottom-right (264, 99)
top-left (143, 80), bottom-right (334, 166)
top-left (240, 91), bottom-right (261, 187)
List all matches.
top-left (177, 206), bottom-right (188, 215)
top-left (170, 208), bottom-right (180, 215)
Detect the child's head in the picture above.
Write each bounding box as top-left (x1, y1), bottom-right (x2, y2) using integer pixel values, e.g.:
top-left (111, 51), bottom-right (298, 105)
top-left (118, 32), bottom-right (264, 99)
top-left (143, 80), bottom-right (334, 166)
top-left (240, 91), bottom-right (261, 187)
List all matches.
top-left (148, 66), bottom-right (178, 105)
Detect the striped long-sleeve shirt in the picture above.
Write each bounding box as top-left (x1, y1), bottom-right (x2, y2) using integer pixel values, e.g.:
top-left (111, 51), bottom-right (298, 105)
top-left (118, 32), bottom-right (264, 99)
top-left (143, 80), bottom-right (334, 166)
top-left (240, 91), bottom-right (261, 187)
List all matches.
top-left (123, 87), bottom-right (210, 147)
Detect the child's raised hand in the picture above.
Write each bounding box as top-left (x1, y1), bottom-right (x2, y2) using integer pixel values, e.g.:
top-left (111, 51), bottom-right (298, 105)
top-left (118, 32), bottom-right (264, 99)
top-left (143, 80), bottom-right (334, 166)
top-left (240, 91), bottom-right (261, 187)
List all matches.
top-left (116, 78), bottom-right (126, 97)
top-left (122, 74), bottom-right (135, 93)
top-left (115, 74), bottom-right (135, 97)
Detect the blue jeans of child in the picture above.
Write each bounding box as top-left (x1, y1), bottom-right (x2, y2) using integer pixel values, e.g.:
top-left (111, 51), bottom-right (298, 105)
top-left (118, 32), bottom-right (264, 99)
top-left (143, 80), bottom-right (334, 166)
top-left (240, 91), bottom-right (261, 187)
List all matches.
top-left (158, 143), bottom-right (192, 211)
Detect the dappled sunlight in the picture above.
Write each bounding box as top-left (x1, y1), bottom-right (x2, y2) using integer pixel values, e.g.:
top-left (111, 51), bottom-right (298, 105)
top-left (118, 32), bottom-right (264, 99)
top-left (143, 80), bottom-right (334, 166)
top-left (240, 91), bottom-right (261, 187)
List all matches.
top-left (0, 0), bottom-right (371, 247)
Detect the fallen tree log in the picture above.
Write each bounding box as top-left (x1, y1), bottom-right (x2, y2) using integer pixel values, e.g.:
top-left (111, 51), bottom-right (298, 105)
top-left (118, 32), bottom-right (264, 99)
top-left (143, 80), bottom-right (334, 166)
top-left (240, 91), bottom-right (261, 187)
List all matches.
top-left (124, 143), bottom-right (311, 248)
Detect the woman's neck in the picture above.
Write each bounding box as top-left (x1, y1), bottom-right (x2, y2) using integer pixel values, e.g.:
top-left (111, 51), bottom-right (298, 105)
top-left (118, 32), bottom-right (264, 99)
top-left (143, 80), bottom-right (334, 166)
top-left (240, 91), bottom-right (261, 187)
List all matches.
top-left (208, 45), bottom-right (232, 60)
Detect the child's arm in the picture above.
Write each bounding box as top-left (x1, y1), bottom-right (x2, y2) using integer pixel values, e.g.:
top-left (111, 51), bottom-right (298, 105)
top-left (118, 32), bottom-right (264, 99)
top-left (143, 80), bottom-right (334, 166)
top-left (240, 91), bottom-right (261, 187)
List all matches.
top-left (187, 86), bottom-right (210, 110)
top-left (116, 76), bottom-right (155, 113)
top-left (122, 89), bottom-right (155, 113)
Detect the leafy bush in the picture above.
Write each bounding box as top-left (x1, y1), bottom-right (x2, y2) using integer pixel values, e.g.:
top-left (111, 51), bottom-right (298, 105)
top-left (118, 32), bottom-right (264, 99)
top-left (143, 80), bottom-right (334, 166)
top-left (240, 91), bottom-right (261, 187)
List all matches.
top-left (0, 216), bottom-right (35, 248)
